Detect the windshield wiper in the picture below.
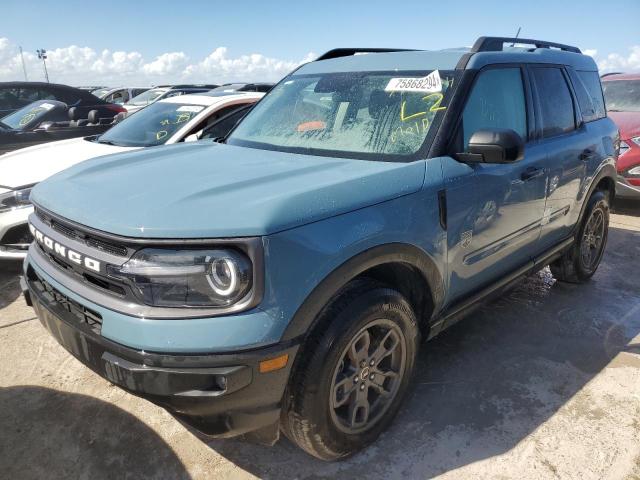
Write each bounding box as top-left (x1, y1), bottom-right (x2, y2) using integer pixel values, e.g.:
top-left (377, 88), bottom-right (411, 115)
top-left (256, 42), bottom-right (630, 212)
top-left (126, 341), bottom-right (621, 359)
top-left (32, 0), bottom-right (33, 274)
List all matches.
top-left (96, 139), bottom-right (127, 147)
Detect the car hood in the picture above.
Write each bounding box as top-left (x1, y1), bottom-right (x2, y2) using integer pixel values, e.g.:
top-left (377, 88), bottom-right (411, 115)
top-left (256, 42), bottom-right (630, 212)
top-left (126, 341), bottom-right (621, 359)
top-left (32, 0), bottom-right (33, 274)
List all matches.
top-left (0, 137), bottom-right (136, 188)
top-left (32, 142), bottom-right (426, 238)
top-left (608, 111), bottom-right (640, 140)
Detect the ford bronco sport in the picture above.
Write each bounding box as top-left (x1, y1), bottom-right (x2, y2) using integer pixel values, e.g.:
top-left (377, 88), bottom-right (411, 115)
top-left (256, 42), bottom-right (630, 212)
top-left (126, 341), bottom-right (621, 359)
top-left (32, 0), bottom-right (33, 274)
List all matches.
top-left (22, 37), bottom-right (617, 460)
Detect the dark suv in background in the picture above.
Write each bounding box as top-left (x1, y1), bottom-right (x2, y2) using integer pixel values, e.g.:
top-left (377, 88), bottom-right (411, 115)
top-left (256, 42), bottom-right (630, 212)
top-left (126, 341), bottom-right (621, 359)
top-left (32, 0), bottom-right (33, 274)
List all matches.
top-left (0, 81), bottom-right (125, 118)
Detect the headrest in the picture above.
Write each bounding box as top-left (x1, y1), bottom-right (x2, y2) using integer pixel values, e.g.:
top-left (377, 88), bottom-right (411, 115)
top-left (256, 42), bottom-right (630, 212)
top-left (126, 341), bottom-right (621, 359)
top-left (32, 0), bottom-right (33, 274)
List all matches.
top-left (87, 110), bottom-right (99, 124)
top-left (68, 107), bottom-right (80, 121)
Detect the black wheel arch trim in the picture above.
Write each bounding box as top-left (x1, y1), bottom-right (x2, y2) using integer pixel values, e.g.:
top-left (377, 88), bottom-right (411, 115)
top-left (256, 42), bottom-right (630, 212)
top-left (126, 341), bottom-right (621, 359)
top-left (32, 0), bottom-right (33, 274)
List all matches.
top-left (575, 161), bottom-right (616, 234)
top-left (280, 243), bottom-right (445, 342)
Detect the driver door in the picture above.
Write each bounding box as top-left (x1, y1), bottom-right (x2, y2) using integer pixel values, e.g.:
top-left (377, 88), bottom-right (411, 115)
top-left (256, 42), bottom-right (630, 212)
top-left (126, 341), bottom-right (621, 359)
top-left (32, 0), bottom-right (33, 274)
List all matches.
top-left (444, 66), bottom-right (548, 304)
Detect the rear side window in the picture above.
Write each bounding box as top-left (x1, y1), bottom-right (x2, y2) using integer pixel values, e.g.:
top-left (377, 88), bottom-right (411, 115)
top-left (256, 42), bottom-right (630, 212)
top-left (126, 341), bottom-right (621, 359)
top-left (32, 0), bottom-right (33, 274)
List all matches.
top-left (461, 67), bottom-right (527, 148)
top-left (577, 71), bottom-right (606, 119)
top-left (567, 69), bottom-right (598, 122)
top-left (532, 67), bottom-right (575, 138)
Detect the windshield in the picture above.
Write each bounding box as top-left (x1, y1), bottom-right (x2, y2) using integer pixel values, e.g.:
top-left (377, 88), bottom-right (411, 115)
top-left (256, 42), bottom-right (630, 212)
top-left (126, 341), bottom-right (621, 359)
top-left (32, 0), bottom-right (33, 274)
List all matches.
top-left (96, 101), bottom-right (205, 147)
top-left (92, 88), bottom-right (111, 98)
top-left (603, 80), bottom-right (640, 112)
top-left (227, 70), bottom-right (457, 160)
top-left (126, 88), bottom-right (167, 106)
top-left (1, 102), bottom-right (57, 130)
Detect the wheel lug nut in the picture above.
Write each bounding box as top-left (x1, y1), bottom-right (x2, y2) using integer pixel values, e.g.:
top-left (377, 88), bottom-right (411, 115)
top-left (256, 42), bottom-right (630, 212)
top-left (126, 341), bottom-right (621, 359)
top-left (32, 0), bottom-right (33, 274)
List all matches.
top-left (360, 384), bottom-right (365, 391)
top-left (369, 374), bottom-right (375, 380)
top-left (354, 376), bottom-right (359, 383)
top-left (370, 360), bottom-right (375, 366)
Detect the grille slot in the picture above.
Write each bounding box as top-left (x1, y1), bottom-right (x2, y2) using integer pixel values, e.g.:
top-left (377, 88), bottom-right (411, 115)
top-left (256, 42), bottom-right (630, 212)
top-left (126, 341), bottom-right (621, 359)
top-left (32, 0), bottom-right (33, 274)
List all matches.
top-left (31, 269), bottom-right (103, 335)
top-left (86, 237), bottom-right (128, 257)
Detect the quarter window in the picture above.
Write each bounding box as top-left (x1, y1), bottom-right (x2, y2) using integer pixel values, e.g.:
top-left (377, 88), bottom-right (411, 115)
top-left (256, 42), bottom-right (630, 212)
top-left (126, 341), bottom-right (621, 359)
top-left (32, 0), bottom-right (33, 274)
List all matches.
top-left (577, 71), bottom-right (606, 119)
top-left (532, 67), bottom-right (576, 137)
top-left (461, 68), bottom-right (527, 148)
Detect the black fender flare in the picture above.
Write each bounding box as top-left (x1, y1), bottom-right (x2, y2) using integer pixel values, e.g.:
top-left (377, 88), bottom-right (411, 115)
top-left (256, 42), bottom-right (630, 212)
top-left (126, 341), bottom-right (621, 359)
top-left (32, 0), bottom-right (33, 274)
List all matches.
top-left (574, 161), bottom-right (617, 234)
top-left (280, 243), bottom-right (445, 342)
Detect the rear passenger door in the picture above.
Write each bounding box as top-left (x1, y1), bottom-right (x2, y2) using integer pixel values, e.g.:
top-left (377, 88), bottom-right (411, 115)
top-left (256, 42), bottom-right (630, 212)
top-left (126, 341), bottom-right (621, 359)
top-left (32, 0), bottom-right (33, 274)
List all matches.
top-left (444, 66), bottom-right (548, 303)
top-left (529, 66), bottom-right (594, 249)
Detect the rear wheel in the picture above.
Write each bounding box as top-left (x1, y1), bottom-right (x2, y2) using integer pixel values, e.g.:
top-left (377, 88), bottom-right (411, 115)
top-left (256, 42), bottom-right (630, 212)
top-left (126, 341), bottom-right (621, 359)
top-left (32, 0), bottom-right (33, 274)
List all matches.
top-left (281, 279), bottom-right (420, 460)
top-left (550, 190), bottom-right (609, 283)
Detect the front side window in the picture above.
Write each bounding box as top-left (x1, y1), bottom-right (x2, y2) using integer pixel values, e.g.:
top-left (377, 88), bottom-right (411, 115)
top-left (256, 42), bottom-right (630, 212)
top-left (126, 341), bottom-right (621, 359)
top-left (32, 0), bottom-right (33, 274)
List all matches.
top-left (602, 79), bottom-right (640, 113)
top-left (460, 67), bottom-right (527, 148)
top-left (201, 106), bottom-right (251, 140)
top-left (532, 67), bottom-right (576, 138)
top-left (227, 70), bottom-right (458, 160)
top-left (96, 102), bottom-right (205, 147)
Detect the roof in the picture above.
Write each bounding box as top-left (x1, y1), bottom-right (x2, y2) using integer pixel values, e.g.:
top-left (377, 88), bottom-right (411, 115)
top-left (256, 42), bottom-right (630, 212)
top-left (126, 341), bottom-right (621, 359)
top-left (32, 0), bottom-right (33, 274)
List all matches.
top-left (302, 37), bottom-right (597, 75)
top-left (158, 91), bottom-right (263, 107)
top-left (299, 50), bottom-right (468, 74)
top-left (601, 72), bottom-right (640, 81)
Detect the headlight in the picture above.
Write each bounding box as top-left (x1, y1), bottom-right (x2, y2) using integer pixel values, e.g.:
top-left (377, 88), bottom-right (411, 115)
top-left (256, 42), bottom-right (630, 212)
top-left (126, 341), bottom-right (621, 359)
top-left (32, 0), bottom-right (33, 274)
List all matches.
top-left (108, 248), bottom-right (252, 308)
top-left (631, 136), bottom-right (640, 147)
top-left (619, 140), bottom-right (630, 157)
top-left (0, 186), bottom-right (33, 213)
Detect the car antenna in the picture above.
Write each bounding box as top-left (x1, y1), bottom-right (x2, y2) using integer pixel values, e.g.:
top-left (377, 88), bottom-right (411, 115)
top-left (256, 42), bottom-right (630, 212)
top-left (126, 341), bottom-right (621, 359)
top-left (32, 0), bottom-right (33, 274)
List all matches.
top-left (510, 27), bottom-right (522, 47)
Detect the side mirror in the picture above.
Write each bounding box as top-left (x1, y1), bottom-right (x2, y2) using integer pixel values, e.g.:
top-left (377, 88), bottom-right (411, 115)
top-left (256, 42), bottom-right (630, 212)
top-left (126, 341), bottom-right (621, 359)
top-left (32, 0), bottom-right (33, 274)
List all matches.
top-left (456, 128), bottom-right (524, 164)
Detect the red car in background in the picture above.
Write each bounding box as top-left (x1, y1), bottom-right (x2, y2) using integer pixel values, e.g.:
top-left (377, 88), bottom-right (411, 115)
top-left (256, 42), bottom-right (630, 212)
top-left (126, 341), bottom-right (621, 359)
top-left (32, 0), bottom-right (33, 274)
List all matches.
top-left (602, 73), bottom-right (640, 200)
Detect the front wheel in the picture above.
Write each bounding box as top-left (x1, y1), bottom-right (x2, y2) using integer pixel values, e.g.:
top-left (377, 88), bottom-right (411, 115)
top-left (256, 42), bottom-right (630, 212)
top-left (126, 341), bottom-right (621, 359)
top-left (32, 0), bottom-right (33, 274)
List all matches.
top-left (281, 279), bottom-right (420, 460)
top-left (551, 190), bottom-right (609, 283)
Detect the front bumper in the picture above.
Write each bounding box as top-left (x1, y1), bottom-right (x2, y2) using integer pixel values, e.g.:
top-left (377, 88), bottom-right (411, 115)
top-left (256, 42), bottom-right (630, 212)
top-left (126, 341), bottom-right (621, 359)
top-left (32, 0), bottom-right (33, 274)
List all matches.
top-left (0, 206), bottom-right (33, 260)
top-left (616, 175), bottom-right (640, 200)
top-left (23, 266), bottom-right (299, 438)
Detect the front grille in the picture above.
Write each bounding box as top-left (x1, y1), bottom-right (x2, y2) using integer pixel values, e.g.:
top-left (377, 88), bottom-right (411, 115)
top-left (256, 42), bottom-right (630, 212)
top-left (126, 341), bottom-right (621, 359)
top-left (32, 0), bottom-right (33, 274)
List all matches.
top-left (36, 207), bottom-right (129, 257)
top-left (30, 268), bottom-right (103, 335)
top-left (36, 242), bottom-right (127, 298)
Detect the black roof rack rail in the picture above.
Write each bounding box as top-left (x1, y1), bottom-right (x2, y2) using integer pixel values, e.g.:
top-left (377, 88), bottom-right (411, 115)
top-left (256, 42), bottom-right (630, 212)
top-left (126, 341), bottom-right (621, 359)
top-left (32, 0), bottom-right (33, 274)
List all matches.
top-left (471, 36), bottom-right (581, 54)
top-left (600, 72), bottom-right (623, 78)
top-left (315, 48), bottom-right (419, 61)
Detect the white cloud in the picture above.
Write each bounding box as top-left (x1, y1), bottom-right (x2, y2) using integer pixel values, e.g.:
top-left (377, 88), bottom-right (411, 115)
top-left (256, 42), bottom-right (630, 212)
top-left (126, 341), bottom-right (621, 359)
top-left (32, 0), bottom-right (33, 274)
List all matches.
top-left (595, 45), bottom-right (640, 73)
top-left (142, 52), bottom-right (189, 76)
top-left (0, 37), bottom-right (314, 86)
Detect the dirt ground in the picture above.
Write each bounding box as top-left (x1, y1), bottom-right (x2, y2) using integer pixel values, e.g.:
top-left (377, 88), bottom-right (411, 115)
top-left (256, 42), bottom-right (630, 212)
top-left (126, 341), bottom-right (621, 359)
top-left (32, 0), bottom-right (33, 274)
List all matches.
top-left (1, 202), bottom-right (639, 480)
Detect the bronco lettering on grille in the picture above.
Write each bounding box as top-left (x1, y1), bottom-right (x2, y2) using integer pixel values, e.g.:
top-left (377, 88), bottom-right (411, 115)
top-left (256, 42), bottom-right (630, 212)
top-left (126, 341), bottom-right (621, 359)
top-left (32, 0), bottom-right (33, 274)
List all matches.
top-left (29, 223), bottom-right (101, 272)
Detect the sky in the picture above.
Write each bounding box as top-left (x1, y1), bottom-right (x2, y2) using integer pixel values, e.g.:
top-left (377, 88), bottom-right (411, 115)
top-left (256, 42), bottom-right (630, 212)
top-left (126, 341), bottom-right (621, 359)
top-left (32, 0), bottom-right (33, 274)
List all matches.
top-left (1, 0), bottom-right (639, 86)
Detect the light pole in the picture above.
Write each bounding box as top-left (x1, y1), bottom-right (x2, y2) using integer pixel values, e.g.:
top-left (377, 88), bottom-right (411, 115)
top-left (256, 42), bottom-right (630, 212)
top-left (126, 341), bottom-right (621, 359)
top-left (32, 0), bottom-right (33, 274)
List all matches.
top-left (19, 46), bottom-right (28, 81)
top-left (36, 49), bottom-right (49, 83)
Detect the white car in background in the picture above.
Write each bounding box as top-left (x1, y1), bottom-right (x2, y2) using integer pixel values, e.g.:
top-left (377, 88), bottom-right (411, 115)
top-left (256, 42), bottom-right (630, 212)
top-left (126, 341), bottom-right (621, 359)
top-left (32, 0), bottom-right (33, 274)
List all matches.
top-left (91, 87), bottom-right (151, 105)
top-left (123, 85), bottom-right (218, 113)
top-left (0, 91), bottom-right (262, 259)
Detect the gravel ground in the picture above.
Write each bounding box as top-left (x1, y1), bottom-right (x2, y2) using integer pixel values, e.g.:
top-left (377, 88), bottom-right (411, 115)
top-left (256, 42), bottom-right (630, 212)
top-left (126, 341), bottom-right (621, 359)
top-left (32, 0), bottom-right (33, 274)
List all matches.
top-left (1, 205), bottom-right (639, 480)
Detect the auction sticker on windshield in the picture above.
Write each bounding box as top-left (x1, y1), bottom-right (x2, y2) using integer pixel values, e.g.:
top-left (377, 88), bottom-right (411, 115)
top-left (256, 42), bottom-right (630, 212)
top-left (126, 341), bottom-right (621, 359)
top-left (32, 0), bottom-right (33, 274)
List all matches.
top-left (177, 105), bottom-right (205, 113)
top-left (385, 70), bottom-right (442, 93)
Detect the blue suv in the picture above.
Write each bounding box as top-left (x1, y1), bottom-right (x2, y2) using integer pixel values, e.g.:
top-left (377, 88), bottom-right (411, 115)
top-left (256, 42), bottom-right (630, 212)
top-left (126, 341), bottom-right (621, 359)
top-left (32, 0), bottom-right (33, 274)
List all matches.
top-left (22, 37), bottom-right (618, 460)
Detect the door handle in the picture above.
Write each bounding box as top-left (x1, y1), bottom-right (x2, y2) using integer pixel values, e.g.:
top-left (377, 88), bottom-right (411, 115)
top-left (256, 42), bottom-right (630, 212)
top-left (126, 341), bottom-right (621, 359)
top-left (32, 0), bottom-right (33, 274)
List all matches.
top-left (579, 148), bottom-right (595, 161)
top-left (521, 167), bottom-right (544, 181)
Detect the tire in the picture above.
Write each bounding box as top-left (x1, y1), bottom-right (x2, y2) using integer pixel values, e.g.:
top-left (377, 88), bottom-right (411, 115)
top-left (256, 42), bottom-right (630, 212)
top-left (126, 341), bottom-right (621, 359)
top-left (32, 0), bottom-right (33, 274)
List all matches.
top-left (550, 190), bottom-right (609, 283)
top-left (281, 278), bottom-right (420, 460)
